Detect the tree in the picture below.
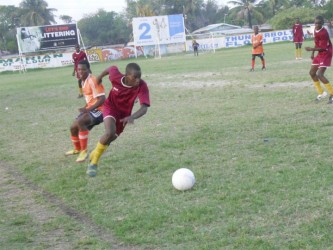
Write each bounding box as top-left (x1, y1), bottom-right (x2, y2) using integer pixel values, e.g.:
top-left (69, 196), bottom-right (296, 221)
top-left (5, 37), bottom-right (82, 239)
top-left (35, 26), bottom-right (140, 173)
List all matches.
top-left (19, 0), bottom-right (57, 26)
top-left (269, 7), bottom-right (325, 29)
top-left (59, 15), bottom-right (74, 24)
top-left (228, 0), bottom-right (264, 28)
top-left (78, 10), bottom-right (131, 46)
top-left (0, 5), bottom-right (21, 52)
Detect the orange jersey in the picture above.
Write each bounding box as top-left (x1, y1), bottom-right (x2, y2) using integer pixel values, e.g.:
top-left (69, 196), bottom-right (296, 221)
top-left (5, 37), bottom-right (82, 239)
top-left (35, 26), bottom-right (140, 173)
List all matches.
top-left (82, 74), bottom-right (105, 111)
top-left (251, 33), bottom-right (264, 54)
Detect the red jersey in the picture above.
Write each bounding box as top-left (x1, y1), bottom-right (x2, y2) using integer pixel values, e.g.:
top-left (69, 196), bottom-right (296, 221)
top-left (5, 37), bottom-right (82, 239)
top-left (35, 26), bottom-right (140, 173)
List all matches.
top-left (104, 66), bottom-right (150, 117)
top-left (293, 23), bottom-right (304, 43)
top-left (314, 27), bottom-right (332, 56)
top-left (72, 50), bottom-right (88, 71)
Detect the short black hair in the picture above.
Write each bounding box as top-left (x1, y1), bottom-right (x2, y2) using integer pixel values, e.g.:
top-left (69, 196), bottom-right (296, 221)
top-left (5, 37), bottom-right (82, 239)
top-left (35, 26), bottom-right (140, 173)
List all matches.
top-left (126, 63), bottom-right (141, 78)
top-left (315, 16), bottom-right (324, 24)
top-left (78, 60), bottom-right (90, 69)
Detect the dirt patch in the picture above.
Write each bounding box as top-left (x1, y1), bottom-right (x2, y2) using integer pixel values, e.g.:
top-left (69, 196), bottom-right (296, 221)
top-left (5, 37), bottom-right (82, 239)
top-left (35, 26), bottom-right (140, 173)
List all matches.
top-left (0, 161), bottom-right (140, 249)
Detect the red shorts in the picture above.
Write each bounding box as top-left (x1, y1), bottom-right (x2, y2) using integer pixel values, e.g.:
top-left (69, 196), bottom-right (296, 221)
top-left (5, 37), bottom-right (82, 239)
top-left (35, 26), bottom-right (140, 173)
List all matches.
top-left (312, 52), bottom-right (332, 67)
top-left (293, 38), bottom-right (303, 43)
top-left (102, 102), bottom-right (128, 136)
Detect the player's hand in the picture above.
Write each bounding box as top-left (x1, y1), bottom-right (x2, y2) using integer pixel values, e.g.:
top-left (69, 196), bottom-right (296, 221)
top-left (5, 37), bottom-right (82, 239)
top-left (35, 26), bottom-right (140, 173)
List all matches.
top-left (305, 47), bottom-right (312, 52)
top-left (120, 116), bottom-right (134, 125)
top-left (97, 76), bottom-right (103, 84)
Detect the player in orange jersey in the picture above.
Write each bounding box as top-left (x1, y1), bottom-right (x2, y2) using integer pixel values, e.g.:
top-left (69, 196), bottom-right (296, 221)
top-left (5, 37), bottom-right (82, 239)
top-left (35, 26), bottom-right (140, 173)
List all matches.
top-left (65, 60), bottom-right (106, 162)
top-left (250, 26), bottom-right (266, 71)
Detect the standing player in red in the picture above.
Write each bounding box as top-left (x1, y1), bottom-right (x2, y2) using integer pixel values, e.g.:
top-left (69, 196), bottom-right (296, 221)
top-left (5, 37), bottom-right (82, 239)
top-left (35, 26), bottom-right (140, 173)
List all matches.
top-left (72, 44), bottom-right (89, 98)
top-left (305, 16), bottom-right (333, 103)
top-left (86, 63), bottom-right (150, 177)
top-left (65, 60), bottom-right (105, 162)
top-left (293, 18), bottom-right (304, 60)
top-left (250, 26), bottom-right (266, 71)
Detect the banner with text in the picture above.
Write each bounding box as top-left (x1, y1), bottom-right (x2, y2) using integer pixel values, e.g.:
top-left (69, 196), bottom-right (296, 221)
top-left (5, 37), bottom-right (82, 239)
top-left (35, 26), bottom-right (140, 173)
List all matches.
top-left (16, 24), bottom-right (79, 53)
top-left (133, 14), bottom-right (185, 46)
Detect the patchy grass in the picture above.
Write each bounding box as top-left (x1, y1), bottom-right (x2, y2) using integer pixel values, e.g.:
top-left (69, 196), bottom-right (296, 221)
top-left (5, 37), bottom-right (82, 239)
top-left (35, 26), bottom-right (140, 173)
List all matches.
top-left (1, 40), bottom-right (333, 249)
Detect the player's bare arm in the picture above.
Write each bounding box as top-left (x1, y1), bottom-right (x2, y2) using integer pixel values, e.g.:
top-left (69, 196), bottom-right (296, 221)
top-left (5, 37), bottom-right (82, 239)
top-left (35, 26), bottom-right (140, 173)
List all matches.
top-left (120, 104), bottom-right (149, 125)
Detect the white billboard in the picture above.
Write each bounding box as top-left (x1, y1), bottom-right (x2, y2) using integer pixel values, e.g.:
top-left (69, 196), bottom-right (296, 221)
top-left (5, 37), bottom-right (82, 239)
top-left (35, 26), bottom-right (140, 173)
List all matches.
top-left (133, 14), bottom-right (185, 46)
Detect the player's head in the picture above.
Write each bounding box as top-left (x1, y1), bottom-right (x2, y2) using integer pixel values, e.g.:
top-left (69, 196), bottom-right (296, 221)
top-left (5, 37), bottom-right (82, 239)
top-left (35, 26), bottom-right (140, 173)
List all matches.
top-left (75, 44), bottom-right (80, 52)
top-left (253, 26), bottom-right (259, 34)
top-left (125, 63), bottom-right (141, 87)
top-left (77, 60), bottom-right (90, 80)
top-left (295, 18), bottom-right (300, 24)
top-left (314, 16), bottom-right (324, 30)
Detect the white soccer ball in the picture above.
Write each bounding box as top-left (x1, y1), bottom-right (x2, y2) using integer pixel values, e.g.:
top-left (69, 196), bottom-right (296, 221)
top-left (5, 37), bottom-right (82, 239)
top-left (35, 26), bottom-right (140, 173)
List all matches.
top-left (172, 168), bottom-right (195, 191)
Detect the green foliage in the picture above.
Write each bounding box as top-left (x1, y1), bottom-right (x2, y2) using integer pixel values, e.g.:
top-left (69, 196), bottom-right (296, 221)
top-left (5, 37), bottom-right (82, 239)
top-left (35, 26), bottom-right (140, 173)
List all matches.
top-left (269, 7), bottom-right (326, 29)
top-left (19, 0), bottom-right (57, 26)
top-left (78, 9), bottom-right (131, 46)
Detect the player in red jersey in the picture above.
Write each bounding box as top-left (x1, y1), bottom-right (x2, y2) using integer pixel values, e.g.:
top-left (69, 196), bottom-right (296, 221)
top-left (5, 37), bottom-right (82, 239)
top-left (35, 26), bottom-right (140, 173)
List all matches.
top-left (86, 63), bottom-right (150, 177)
top-left (72, 44), bottom-right (89, 98)
top-left (250, 26), bottom-right (265, 71)
top-left (305, 16), bottom-right (333, 103)
top-left (293, 18), bottom-right (304, 60)
top-left (65, 60), bottom-right (105, 162)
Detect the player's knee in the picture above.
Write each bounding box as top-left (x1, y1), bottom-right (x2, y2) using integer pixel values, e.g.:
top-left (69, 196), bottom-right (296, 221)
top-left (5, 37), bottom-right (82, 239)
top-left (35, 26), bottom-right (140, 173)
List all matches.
top-left (104, 130), bottom-right (116, 141)
top-left (309, 70), bottom-right (316, 77)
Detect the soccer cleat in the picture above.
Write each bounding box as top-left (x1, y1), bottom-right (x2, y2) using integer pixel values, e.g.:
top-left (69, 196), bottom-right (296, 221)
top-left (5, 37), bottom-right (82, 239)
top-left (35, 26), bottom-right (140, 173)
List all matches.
top-left (86, 164), bottom-right (97, 177)
top-left (315, 91), bottom-right (328, 101)
top-left (77, 94), bottom-right (83, 98)
top-left (262, 66), bottom-right (266, 71)
top-left (328, 95), bottom-right (333, 104)
top-left (65, 149), bottom-right (80, 156)
top-left (76, 150), bottom-right (88, 162)
top-left (249, 68), bottom-right (254, 72)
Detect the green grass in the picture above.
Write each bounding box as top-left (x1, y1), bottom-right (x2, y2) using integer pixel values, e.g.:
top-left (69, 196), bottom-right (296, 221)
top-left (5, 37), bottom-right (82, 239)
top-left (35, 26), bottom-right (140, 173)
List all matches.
top-left (1, 40), bottom-right (333, 249)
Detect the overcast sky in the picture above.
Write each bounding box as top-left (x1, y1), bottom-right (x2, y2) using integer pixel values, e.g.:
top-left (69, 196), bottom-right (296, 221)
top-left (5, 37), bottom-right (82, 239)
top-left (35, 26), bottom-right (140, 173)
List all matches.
top-left (0, 0), bottom-right (231, 22)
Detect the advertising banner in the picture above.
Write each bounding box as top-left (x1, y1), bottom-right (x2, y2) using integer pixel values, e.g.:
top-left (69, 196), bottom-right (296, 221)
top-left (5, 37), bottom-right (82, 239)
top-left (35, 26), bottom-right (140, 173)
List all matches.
top-left (16, 23), bottom-right (79, 53)
top-left (133, 14), bottom-right (185, 46)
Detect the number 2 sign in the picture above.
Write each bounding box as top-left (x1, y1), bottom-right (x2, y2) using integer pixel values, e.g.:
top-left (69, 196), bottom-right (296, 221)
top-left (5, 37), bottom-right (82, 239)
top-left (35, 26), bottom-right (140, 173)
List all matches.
top-left (133, 14), bottom-right (185, 46)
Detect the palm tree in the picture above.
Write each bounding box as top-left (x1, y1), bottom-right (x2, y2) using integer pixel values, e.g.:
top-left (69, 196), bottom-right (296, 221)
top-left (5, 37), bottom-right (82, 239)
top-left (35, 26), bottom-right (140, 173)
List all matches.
top-left (19, 0), bottom-right (57, 26)
top-left (228, 0), bottom-right (263, 28)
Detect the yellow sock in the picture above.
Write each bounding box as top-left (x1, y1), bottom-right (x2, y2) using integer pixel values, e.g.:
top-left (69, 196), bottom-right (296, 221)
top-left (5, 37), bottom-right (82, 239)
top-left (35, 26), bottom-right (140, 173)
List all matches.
top-left (296, 49), bottom-right (298, 58)
top-left (314, 81), bottom-right (324, 94)
top-left (324, 83), bottom-right (333, 95)
top-left (91, 142), bottom-right (108, 165)
top-left (79, 88), bottom-right (83, 95)
top-left (298, 48), bottom-right (302, 58)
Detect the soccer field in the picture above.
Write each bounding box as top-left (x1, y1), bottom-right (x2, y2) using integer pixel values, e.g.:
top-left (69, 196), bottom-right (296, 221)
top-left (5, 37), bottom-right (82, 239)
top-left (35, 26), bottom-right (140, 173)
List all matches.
top-left (1, 40), bottom-right (333, 249)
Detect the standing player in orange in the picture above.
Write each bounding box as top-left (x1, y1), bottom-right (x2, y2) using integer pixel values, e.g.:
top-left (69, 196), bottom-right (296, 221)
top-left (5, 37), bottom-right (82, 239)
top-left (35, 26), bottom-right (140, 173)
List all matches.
top-left (72, 44), bottom-right (89, 98)
top-left (86, 63), bottom-right (150, 177)
top-left (250, 26), bottom-right (265, 71)
top-left (305, 16), bottom-right (333, 103)
top-left (292, 18), bottom-right (304, 60)
top-left (65, 60), bottom-right (106, 162)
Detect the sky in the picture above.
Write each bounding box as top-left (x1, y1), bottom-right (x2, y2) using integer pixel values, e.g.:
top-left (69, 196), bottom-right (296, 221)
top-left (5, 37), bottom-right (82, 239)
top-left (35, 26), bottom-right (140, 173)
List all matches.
top-left (0, 0), bottom-right (231, 23)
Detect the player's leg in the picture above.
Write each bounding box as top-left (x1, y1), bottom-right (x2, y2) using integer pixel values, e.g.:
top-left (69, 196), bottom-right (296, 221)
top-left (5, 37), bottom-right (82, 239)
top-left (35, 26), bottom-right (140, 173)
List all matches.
top-left (65, 119), bottom-right (81, 156)
top-left (295, 43), bottom-right (299, 59)
top-left (317, 67), bottom-right (333, 103)
top-left (87, 116), bottom-right (118, 176)
top-left (298, 43), bottom-right (303, 59)
top-left (310, 64), bottom-right (326, 101)
top-left (75, 112), bottom-right (94, 162)
top-left (250, 55), bottom-right (256, 71)
top-left (259, 54), bottom-right (266, 70)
